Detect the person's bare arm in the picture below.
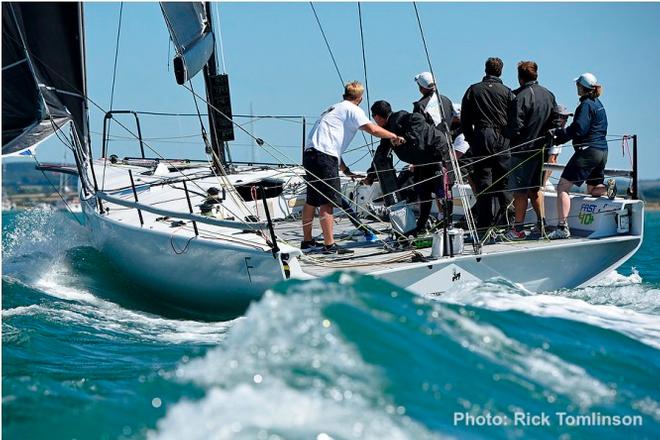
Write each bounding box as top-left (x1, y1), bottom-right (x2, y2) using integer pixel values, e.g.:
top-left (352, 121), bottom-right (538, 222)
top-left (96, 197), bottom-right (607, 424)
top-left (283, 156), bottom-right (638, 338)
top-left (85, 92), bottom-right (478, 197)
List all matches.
top-left (360, 123), bottom-right (405, 145)
top-left (340, 159), bottom-right (363, 179)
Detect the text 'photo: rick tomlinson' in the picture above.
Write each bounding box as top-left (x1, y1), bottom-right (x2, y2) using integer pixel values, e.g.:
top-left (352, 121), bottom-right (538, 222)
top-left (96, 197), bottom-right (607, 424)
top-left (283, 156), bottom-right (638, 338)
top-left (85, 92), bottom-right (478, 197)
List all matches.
top-left (2, 1), bottom-right (660, 439)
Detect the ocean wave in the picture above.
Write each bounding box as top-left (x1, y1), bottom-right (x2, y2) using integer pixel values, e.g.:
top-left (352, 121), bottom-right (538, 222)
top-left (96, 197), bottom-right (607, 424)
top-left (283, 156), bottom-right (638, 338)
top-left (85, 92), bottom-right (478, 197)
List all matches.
top-left (152, 273), bottom-right (657, 438)
top-left (152, 277), bottom-right (439, 439)
top-left (438, 274), bottom-right (660, 349)
top-left (3, 276), bottom-right (234, 345)
top-left (591, 269), bottom-right (644, 287)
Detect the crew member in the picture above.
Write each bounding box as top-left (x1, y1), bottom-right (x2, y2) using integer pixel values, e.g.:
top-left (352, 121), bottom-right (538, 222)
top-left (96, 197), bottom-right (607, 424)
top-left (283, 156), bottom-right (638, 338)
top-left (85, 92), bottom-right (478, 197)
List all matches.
top-left (413, 71), bottom-right (456, 131)
top-left (543, 104), bottom-right (573, 187)
top-left (412, 72), bottom-right (457, 231)
top-left (368, 99), bottom-right (447, 236)
top-left (461, 57), bottom-right (514, 232)
top-left (505, 61), bottom-right (557, 240)
top-left (548, 73), bottom-right (611, 240)
top-left (301, 81), bottom-right (404, 254)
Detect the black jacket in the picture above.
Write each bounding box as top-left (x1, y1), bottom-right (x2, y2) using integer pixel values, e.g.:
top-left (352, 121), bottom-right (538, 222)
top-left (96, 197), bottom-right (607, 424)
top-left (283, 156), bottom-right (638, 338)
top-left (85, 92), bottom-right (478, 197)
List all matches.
top-left (368, 110), bottom-right (445, 169)
top-left (506, 81), bottom-right (557, 152)
top-left (461, 75), bottom-right (514, 144)
top-left (413, 92), bottom-right (454, 130)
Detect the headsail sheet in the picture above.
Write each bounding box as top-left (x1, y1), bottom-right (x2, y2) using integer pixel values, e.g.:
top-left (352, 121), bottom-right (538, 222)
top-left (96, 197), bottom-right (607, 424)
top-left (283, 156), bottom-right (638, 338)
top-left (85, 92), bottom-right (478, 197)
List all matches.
top-left (2, 2), bottom-right (89, 156)
top-left (160, 2), bottom-right (215, 85)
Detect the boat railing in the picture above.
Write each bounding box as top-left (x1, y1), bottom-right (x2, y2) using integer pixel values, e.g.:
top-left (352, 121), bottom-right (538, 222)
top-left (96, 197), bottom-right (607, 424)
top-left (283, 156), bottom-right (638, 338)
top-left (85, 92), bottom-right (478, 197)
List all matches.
top-left (542, 134), bottom-right (638, 199)
top-left (96, 192), bottom-right (269, 231)
top-left (101, 110), bottom-right (146, 159)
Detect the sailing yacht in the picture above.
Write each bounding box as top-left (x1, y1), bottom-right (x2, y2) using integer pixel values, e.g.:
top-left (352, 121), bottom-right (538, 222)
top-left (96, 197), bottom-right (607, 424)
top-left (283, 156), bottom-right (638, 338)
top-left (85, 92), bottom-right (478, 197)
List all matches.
top-left (2, 2), bottom-right (644, 316)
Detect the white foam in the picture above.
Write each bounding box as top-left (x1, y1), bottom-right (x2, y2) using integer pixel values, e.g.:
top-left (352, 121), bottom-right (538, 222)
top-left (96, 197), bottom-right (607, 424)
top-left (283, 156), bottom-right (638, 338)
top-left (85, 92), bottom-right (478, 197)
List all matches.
top-left (1, 304), bottom-right (47, 318)
top-left (590, 269), bottom-right (643, 287)
top-left (557, 269), bottom-right (660, 315)
top-left (632, 397), bottom-right (660, 422)
top-left (3, 210), bottom-right (233, 345)
top-left (439, 275), bottom-right (660, 350)
top-left (150, 381), bottom-right (437, 440)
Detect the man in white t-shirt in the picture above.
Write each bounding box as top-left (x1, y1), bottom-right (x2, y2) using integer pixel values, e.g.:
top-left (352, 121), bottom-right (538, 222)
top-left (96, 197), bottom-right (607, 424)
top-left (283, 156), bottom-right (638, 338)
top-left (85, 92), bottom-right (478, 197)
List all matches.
top-left (302, 81), bottom-right (405, 255)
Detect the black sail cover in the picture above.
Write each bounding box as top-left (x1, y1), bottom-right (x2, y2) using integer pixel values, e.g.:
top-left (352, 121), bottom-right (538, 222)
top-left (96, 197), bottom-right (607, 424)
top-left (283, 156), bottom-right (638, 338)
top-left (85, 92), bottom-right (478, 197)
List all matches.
top-left (160, 2), bottom-right (215, 85)
top-left (2, 2), bottom-right (89, 156)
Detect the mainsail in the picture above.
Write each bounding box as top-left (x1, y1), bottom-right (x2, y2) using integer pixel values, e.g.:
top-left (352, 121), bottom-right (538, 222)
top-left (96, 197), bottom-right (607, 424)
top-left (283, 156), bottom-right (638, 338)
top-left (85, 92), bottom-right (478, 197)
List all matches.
top-left (160, 2), bottom-right (215, 85)
top-left (2, 2), bottom-right (89, 157)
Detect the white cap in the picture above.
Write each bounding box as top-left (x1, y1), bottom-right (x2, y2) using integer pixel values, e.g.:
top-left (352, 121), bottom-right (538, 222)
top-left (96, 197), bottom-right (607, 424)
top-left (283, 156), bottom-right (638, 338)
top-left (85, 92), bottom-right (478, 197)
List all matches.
top-left (414, 71), bottom-right (435, 89)
top-left (574, 72), bottom-right (599, 89)
top-left (452, 102), bottom-right (461, 117)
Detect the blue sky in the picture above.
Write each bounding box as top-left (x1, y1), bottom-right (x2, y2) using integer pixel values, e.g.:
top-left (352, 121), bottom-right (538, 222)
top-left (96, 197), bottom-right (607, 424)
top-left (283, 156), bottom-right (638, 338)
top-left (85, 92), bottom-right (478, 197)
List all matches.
top-left (15, 2), bottom-right (660, 179)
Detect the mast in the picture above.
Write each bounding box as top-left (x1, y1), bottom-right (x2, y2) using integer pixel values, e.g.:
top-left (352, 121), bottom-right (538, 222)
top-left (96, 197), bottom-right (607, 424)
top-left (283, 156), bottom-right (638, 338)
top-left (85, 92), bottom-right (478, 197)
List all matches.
top-left (202, 2), bottom-right (234, 170)
top-left (160, 2), bottom-right (235, 168)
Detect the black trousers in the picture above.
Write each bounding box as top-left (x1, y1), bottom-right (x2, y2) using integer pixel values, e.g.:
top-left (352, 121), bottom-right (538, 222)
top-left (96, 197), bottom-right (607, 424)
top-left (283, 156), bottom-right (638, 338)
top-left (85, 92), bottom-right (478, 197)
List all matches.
top-left (413, 164), bottom-right (442, 234)
top-left (469, 127), bottom-right (512, 230)
top-left (371, 150), bottom-right (398, 207)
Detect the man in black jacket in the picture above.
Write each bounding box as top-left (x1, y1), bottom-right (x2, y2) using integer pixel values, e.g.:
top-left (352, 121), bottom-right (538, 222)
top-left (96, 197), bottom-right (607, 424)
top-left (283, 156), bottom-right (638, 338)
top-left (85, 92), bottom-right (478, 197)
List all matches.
top-left (461, 57), bottom-right (514, 233)
top-left (367, 100), bottom-right (449, 235)
top-left (505, 61), bottom-right (557, 240)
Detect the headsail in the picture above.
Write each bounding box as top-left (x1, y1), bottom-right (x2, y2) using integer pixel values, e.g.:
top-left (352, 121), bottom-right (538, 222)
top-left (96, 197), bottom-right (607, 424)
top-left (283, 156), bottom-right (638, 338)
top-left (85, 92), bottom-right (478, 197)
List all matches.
top-left (2, 2), bottom-right (89, 157)
top-left (160, 2), bottom-right (215, 85)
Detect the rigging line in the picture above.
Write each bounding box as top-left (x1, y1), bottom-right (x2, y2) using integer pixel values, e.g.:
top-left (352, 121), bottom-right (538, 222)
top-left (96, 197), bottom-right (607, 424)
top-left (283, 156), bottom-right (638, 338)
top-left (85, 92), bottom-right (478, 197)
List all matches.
top-left (348, 149), bottom-right (373, 167)
top-left (104, 2), bottom-right (124, 193)
top-left (185, 79), bottom-right (254, 220)
top-left (213, 3), bottom-right (228, 73)
top-left (309, 2), bottom-right (344, 86)
top-left (127, 110), bottom-right (317, 119)
top-left (3, 30), bottom-right (216, 199)
top-left (109, 2), bottom-right (124, 111)
top-left (182, 84), bottom-right (405, 245)
top-left (412, 2), bottom-right (479, 250)
top-left (357, 2), bottom-right (374, 157)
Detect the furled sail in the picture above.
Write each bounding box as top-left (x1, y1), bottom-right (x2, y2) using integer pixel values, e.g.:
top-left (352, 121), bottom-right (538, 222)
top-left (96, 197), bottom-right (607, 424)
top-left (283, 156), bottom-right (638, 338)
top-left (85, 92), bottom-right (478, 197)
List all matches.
top-left (160, 2), bottom-right (215, 85)
top-left (2, 2), bottom-right (89, 157)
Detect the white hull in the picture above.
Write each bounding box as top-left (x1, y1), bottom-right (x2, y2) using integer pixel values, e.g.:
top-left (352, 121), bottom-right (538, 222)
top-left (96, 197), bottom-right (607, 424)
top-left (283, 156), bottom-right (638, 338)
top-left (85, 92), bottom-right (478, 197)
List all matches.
top-left (80, 160), bottom-right (644, 316)
top-left (84, 200), bottom-right (286, 315)
top-left (372, 235), bottom-right (642, 295)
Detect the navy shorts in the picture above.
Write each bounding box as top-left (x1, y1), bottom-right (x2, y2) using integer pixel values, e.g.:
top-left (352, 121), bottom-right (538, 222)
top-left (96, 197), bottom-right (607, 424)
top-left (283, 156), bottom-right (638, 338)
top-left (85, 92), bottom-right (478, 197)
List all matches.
top-left (303, 148), bottom-right (341, 207)
top-left (508, 151), bottom-right (544, 193)
top-left (561, 147), bottom-right (608, 187)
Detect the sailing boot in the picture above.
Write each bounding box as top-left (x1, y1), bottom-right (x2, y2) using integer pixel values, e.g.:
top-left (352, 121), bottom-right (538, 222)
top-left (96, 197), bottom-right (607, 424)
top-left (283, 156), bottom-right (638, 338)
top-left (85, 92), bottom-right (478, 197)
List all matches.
top-left (548, 223), bottom-right (571, 240)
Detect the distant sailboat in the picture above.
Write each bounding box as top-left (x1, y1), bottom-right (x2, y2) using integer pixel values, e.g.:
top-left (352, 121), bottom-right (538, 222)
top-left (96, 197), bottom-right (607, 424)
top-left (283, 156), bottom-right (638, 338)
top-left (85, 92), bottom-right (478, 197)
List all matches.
top-left (2, 2), bottom-right (644, 317)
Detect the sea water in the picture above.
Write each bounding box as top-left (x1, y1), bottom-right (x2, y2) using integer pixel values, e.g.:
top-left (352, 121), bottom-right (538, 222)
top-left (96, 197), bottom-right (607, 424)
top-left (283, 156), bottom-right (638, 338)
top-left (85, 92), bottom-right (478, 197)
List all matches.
top-left (2, 209), bottom-right (659, 439)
